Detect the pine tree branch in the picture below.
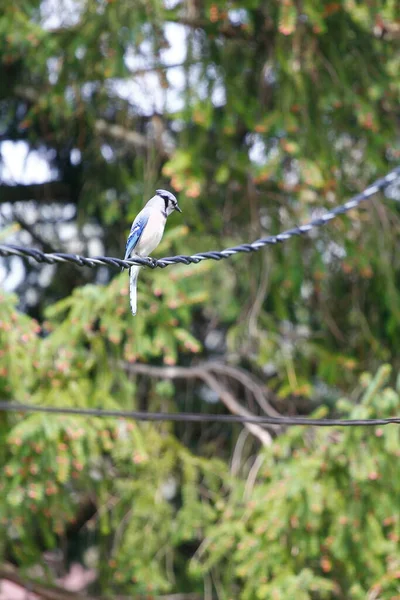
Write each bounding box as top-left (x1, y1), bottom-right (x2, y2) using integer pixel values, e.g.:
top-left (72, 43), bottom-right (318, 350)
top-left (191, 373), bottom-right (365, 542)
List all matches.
top-left (47, 15), bottom-right (252, 40)
top-left (12, 213), bottom-right (59, 254)
top-left (0, 183), bottom-right (71, 204)
top-left (128, 61), bottom-right (195, 77)
top-left (165, 15), bottom-right (253, 39)
top-left (0, 564), bottom-right (201, 600)
top-left (13, 86), bottom-right (168, 156)
top-left (0, 564), bottom-right (93, 600)
top-left (201, 361), bottom-right (281, 419)
top-left (93, 119), bottom-right (169, 157)
top-left (123, 361), bottom-right (276, 446)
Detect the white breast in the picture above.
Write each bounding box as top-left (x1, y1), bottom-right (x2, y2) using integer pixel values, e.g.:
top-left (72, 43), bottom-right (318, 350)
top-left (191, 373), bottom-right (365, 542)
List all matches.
top-left (135, 211), bottom-right (166, 257)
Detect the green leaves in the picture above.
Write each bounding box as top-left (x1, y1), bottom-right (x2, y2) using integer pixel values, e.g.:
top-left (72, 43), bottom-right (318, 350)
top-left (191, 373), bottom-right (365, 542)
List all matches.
top-left (1, 0), bottom-right (400, 596)
top-left (194, 369), bottom-right (400, 599)
top-left (299, 159), bottom-right (325, 189)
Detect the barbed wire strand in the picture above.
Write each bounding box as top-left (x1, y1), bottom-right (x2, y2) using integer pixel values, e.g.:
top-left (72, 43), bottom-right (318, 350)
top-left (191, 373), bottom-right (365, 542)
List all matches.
top-left (0, 401), bottom-right (399, 427)
top-left (0, 166), bottom-right (399, 270)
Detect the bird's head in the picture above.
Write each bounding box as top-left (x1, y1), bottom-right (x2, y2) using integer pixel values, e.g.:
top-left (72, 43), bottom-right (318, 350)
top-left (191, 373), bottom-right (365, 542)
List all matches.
top-left (156, 189), bottom-right (182, 216)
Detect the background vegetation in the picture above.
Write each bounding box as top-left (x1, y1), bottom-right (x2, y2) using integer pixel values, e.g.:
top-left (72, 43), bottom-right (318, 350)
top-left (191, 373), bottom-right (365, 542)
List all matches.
top-left (0, 0), bottom-right (399, 597)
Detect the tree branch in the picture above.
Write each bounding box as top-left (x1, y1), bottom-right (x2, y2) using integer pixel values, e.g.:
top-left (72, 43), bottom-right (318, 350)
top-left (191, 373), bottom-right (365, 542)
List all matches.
top-left (129, 61), bottom-right (196, 77)
top-left (123, 362), bottom-right (275, 446)
top-left (0, 563), bottom-right (92, 600)
top-left (47, 15), bottom-right (252, 40)
top-left (201, 361), bottom-right (281, 420)
top-left (93, 119), bottom-right (169, 157)
top-left (0, 183), bottom-right (71, 204)
top-left (12, 212), bottom-right (59, 254)
top-left (13, 86), bottom-right (168, 156)
top-left (200, 371), bottom-right (273, 446)
top-left (0, 563), bottom-right (201, 600)
top-left (166, 16), bottom-right (252, 39)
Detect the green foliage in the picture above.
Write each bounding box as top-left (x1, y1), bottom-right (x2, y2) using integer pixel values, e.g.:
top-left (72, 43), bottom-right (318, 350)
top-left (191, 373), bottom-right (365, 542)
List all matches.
top-left (0, 285), bottom-right (224, 593)
top-left (1, 0), bottom-right (400, 596)
top-left (194, 367), bottom-right (400, 599)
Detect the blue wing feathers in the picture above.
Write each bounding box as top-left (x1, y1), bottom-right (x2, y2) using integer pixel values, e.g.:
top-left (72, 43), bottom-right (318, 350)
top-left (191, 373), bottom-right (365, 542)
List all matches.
top-left (124, 212), bottom-right (149, 259)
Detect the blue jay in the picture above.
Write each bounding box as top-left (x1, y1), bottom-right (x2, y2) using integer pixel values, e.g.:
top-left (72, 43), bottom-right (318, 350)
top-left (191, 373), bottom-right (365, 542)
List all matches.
top-left (124, 189), bottom-right (182, 315)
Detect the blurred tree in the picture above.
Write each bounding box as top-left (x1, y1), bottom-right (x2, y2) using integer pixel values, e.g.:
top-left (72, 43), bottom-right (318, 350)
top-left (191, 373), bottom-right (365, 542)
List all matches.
top-left (0, 0), bottom-right (399, 597)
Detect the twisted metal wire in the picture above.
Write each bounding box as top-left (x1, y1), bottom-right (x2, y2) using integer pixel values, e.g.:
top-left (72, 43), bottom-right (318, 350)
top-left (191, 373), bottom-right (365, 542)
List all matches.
top-left (1, 401), bottom-right (400, 426)
top-left (0, 167), bottom-right (399, 270)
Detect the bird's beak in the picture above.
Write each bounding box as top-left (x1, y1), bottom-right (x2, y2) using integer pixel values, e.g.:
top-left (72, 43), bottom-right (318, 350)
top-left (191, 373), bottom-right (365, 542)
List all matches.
top-left (176, 204), bottom-right (182, 213)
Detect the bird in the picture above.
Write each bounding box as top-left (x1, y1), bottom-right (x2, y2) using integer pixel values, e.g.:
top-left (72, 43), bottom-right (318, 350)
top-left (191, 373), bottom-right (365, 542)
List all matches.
top-left (124, 189), bottom-right (182, 315)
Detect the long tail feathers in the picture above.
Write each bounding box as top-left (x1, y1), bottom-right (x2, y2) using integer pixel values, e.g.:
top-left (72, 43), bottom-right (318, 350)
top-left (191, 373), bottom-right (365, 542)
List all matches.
top-left (129, 266), bottom-right (141, 316)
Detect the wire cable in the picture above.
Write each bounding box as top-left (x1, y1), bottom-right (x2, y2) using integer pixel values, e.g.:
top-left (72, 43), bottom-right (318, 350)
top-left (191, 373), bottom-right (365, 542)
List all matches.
top-left (0, 401), bottom-right (399, 427)
top-left (0, 166), bottom-right (399, 270)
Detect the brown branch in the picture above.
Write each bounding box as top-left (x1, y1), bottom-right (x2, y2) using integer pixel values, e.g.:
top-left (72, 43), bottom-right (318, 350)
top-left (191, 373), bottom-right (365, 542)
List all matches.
top-left (0, 183), bottom-right (71, 204)
top-left (118, 596), bottom-right (201, 600)
top-left (93, 119), bottom-right (170, 158)
top-left (200, 371), bottom-right (273, 446)
top-left (93, 119), bottom-right (149, 150)
top-left (129, 61), bottom-right (196, 77)
top-left (166, 16), bottom-right (252, 39)
top-left (201, 361), bottom-right (281, 420)
top-left (13, 86), bottom-right (166, 156)
top-left (47, 15), bottom-right (253, 40)
top-left (12, 213), bottom-right (59, 254)
top-left (123, 362), bottom-right (275, 446)
top-left (0, 563), bottom-right (93, 600)
top-left (0, 563), bottom-right (201, 600)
